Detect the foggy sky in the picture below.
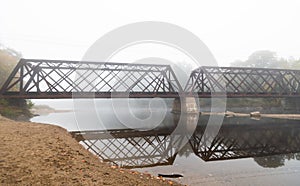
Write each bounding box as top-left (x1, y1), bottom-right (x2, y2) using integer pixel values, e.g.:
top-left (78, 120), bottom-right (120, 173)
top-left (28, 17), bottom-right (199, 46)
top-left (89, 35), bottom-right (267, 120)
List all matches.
top-left (0, 0), bottom-right (299, 66)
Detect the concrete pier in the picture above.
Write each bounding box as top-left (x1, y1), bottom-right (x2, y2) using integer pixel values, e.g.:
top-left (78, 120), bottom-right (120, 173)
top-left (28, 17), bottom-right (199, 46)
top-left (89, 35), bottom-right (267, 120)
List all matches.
top-left (172, 97), bottom-right (199, 114)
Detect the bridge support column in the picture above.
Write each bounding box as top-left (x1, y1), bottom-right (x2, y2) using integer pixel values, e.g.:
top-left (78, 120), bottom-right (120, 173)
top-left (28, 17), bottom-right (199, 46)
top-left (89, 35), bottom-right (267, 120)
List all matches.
top-left (172, 97), bottom-right (199, 114)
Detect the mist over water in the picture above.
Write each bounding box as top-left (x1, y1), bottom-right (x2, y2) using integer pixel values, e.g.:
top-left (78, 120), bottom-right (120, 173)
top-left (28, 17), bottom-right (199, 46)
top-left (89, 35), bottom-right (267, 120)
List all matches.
top-left (31, 99), bottom-right (175, 131)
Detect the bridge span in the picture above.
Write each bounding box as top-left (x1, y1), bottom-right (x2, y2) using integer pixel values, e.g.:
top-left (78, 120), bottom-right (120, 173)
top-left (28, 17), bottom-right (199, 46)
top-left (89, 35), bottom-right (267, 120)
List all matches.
top-left (1, 58), bottom-right (300, 99)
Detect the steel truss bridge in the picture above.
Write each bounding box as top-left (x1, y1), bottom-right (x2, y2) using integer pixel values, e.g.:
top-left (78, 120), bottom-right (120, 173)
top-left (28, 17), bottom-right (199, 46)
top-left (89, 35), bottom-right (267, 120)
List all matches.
top-left (1, 58), bottom-right (300, 99)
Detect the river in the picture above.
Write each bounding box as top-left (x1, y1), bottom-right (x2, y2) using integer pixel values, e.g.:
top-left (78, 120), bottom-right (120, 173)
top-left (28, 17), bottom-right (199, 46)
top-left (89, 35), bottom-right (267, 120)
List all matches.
top-left (31, 99), bottom-right (300, 185)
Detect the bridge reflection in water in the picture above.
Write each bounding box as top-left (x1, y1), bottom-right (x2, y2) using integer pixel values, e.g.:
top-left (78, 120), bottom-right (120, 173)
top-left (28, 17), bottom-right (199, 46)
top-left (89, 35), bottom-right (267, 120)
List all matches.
top-left (72, 129), bottom-right (177, 168)
top-left (71, 115), bottom-right (300, 169)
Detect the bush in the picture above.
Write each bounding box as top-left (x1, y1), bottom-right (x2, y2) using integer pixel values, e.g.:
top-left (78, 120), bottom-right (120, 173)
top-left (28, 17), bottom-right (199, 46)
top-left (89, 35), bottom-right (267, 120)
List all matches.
top-left (26, 100), bottom-right (34, 109)
top-left (0, 98), bottom-right (9, 106)
top-left (0, 107), bottom-right (17, 118)
top-left (0, 99), bottom-right (34, 120)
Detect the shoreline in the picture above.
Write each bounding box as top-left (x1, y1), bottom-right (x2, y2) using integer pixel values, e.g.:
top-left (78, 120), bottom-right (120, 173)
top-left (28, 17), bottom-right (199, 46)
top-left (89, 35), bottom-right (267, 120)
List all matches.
top-left (30, 104), bottom-right (72, 116)
top-left (0, 115), bottom-right (179, 185)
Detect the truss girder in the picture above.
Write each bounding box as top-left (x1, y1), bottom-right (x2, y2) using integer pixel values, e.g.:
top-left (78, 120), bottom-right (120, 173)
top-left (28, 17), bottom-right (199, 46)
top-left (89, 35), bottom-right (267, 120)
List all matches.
top-left (0, 59), bottom-right (182, 98)
top-left (185, 66), bottom-right (300, 97)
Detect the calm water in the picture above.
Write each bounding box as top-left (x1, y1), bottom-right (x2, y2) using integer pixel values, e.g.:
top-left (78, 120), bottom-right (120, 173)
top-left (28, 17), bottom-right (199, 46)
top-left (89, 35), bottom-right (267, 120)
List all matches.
top-left (31, 99), bottom-right (300, 185)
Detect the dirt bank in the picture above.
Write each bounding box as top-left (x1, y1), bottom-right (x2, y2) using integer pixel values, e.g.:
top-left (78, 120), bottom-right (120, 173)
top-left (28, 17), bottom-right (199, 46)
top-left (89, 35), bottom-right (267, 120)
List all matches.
top-left (0, 116), bottom-right (179, 185)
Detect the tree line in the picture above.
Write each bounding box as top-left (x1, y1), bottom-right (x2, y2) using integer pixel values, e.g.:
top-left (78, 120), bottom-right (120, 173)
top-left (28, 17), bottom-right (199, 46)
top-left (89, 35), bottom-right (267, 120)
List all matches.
top-left (231, 50), bottom-right (300, 69)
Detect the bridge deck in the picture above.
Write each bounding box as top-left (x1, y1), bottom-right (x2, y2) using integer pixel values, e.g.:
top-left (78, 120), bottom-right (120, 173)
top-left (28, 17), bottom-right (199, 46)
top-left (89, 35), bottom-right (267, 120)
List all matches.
top-left (1, 92), bottom-right (300, 99)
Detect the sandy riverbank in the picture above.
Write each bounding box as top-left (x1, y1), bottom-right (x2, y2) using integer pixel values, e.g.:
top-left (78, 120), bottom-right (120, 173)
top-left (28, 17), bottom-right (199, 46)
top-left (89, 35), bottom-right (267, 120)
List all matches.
top-left (0, 116), bottom-right (179, 185)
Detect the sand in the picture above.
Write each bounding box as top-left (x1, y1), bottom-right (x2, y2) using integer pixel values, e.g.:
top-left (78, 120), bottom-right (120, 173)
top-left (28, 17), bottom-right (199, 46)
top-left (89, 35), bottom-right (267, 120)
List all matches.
top-left (0, 116), bottom-right (180, 185)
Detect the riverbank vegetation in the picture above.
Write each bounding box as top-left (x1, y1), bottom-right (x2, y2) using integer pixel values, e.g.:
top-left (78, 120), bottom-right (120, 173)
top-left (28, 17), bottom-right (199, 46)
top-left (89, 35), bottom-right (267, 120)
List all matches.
top-left (0, 44), bottom-right (33, 120)
top-left (0, 98), bottom-right (33, 120)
